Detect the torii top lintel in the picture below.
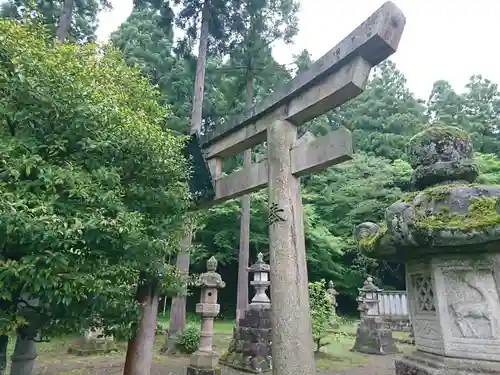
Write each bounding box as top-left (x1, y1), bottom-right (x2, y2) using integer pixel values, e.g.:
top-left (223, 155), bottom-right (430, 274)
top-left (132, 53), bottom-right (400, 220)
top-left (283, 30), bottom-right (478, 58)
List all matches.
top-left (200, 1), bottom-right (406, 159)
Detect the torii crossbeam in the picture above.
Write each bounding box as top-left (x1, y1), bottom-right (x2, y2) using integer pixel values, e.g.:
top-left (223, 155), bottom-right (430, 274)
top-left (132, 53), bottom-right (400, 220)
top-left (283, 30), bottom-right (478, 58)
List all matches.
top-left (194, 2), bottom-right (406, 374)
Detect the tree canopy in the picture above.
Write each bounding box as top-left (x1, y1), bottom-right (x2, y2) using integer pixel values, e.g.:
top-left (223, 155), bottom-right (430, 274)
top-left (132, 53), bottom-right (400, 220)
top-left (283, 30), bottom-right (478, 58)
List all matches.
top-left (0, 18), bottom-right (190, 338)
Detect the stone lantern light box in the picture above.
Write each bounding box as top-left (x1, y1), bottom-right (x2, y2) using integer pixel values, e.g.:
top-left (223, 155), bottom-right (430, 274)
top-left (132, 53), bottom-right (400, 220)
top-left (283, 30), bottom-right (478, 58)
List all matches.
top-left (249, 253), bottom-right (271, 305)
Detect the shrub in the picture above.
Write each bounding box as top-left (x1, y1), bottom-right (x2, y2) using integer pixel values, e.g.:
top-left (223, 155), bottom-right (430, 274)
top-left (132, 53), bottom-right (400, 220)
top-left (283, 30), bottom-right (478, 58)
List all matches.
top-left (177, 323), bottom-right (200, 354)
top-left (309, 280), bottom-right (337, 352)
top-left (0, 18), bottom-right (190, 339)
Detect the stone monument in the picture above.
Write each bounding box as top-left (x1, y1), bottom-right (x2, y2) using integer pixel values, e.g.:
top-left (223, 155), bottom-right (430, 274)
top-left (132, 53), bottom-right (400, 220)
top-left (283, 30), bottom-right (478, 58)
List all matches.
top-left (326, 281), bottom-right (339, 315)
top-left (220, 253), bottom-right (272, 373)
top-left (352, 277), bottom-right (399, 355)
top-left (187, 256), bottom-right (225, 375)
top-left (67, 328), bottom-right (115, 356)
top-left (355, 124), bottom-right (500, 374)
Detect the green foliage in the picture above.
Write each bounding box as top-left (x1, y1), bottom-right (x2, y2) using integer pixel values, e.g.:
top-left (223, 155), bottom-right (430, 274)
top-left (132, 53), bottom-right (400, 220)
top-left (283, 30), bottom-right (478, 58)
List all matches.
top-left (177, 322), bottom-right (201, 354)
top-left (1, 0), bottom-right (112, 42)
top-left (8, 0), bottom-right (500, 319)
top-left (0, 19), bottom-right (190, 338)
top-left (309, 280), bottom-right (336, 352)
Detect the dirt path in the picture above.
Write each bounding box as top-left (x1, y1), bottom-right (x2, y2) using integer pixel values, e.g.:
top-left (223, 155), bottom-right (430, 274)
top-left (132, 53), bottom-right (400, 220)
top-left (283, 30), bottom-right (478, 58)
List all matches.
top-left (35, 353), bottom-right (399, 375)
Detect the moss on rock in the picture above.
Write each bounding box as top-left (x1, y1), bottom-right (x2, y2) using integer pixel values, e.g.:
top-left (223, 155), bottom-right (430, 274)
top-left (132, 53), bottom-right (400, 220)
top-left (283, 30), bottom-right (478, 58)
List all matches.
top-left (358, 223), bottom-right (387, 252)
top-left (416, 195), bottom-right (500, 231)
top-left (408, 124), bottom-right (469, 150)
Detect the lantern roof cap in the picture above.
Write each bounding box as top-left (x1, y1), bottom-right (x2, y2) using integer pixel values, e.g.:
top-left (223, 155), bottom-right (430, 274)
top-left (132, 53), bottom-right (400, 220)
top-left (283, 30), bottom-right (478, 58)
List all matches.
top-left (249, 252), bottom-right (270, 273)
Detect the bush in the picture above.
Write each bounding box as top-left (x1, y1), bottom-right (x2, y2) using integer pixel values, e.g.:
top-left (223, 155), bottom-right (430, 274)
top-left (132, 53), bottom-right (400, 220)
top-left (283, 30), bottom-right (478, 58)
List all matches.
top-left (0, 19), bottom-right (190, 339)
top-left (309, 280), bottom-right (337, 352)
top-left (177, 323), bottom-right (200, 354)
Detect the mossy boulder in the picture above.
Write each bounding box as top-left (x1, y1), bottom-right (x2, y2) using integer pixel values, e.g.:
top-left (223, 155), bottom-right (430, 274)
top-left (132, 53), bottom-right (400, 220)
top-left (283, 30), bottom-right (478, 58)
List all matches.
top-left (355, 183), bottom-right (500, 260)
top-left (406, 125), bottom-right (472, 168)
top-left (406, 125), bottom-right (478, 189)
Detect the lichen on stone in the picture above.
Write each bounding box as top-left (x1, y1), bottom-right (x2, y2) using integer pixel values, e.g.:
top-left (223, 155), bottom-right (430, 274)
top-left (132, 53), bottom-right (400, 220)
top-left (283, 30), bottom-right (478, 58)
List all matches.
top-left (406, 124), bottom-right (470, 168)
top-left (356, 222), bottom-right (387, 253)
top-left (408, 123), bottom-right (469, 148)
top-left (415, 195), bottom-right (500, 231)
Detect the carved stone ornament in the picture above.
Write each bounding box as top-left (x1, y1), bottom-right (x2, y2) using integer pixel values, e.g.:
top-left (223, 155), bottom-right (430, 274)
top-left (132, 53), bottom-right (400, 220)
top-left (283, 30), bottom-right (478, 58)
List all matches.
top-left (354, 124), bottom-right (500, 374)
top-left (355, 125), bottom-right (500, 260)
top-left (196, 256), bottom-right (226, 289)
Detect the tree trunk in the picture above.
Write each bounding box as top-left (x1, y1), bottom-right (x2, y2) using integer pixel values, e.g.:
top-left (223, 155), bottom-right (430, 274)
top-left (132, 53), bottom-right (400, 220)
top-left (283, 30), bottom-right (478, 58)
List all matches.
top-left (123, 288), bottom-right (160, 375)
top-left (236, 69), bottom-right (254, 324)
top-left (56, 0), bottom-right (74, 43)
top-left (9, 330), bottom-right (36, 375)
top-left (189, 0), bottom-right (210, 135)
top-left (0, 336), bottom-right (8, 375)
top-left (164, 0), bottom-right (210, 353)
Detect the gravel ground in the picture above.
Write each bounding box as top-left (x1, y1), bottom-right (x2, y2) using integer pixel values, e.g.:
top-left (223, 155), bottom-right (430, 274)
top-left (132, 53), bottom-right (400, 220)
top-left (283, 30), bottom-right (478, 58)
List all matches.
top-left (35, 353), bottom-right (399, 375)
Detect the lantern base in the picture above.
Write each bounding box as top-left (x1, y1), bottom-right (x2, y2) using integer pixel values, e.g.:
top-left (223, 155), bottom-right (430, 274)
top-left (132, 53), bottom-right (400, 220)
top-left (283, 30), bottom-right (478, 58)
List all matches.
top-left (186, 366), bottom-right (221, 375)
top-left (395, 350), bottom-right (500, 375)
top-left (351, 316), bottom-right (399, 355)
top-left (220, 305), bottom-right (272, 373)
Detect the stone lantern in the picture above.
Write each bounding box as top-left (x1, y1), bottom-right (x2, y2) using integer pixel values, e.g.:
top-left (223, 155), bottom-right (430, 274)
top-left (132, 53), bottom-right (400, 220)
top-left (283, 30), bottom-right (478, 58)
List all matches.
top-left (352, 277), bottom-right (398, 355)
top-left (326, 281), bottom-right (339, 315)
top-left (355, 125), bottom-right (500, 374)
top-left (359, 277), bottom-right (382, 317)
top-left (220, 253), bottom-right (272, 373)
top-left (249, 252), bottom-right (270, 305)
top-left (187, 256), bottom-right (225, 375)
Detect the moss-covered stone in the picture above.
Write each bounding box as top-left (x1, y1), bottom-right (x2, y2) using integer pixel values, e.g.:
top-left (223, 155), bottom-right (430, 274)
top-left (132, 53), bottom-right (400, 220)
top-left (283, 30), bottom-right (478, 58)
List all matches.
top-left (406, 125), bottom-right (474, 186)
top-left (357, 223), bottom-right (386, 251)
top-left (416, 196), bottom-right (500, 231)
top-left (408, 124), bottom-right (469, 149)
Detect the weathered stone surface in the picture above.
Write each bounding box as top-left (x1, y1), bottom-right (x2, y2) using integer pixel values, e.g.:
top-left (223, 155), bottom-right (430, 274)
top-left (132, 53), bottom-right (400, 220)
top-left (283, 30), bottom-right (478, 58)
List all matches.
top-left (352, 317), bottom-right (400, 355)
top-left (395, 350), bottom-right (500, 375)
top-left (188, 257), bottom-right (224, 372)
top-left (355, 125), bottom-right (500, 374)
top-left (352, 277), bottom-right (399, 355)
top-left (67, 335), bottom-right (115, 356)
top-left (220, 306), bottom-right (272, 373)
top-left (186, 366), bottom-right (221, 375)
top-left (356, 125), bottom-right (500, 261)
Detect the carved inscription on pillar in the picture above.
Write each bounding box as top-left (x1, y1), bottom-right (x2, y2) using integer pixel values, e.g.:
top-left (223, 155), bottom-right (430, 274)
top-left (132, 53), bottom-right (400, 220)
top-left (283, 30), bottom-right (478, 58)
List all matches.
top-left (444, 271), bottom-right (500, 340)
top-left (268, 202), bottom-right (286, 226)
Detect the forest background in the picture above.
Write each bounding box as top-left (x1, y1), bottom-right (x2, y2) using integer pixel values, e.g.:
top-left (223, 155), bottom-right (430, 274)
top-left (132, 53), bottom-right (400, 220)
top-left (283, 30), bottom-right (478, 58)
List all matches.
top-left (3, 0), bottom-right (500, 317)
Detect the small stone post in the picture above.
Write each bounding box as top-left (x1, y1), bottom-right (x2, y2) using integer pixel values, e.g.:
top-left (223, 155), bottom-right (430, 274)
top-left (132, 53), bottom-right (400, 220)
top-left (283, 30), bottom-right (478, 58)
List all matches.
top-left (220, 253), bottom-right (273, 373)
top-left (352, 277), bottom-right (399, 355)
top-left (187, 256), bottom-right (225, 375)
top-left (326, 281), bottom-right (339, 315)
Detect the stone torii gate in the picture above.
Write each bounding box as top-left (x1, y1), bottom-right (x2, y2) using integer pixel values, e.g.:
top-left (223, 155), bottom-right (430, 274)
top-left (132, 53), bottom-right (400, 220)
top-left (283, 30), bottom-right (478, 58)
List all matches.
top-left (192, 2), bottom-right (406, 374)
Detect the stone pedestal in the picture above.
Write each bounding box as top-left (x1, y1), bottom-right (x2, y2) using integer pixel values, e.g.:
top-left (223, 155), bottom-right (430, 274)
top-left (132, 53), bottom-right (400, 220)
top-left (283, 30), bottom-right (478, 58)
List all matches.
top-left (220, 306), bottom-right (272, 373)
top-left (187, 257), bottom-right (225, 375)
top-left (352, 316), bottom-right (399, 355)
top-left (187, 351), bottom-right (221, 375)
top-left (395, 256), bottom-right (500, 375)
top-left (220, 253), bottom-right (272, 373)
top-left (396, 350), bottom-right (500, 375)
top-left (67, 329), bottom-right (115, 356)
top-left (352, 277), bottom-right (399, 355)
